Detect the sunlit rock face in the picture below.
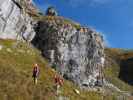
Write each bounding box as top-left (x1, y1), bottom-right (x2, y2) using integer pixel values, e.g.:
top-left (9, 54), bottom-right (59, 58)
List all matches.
top-left (0, 0), bottom-right (36, 41)
top-left (32, 16), bottom-right (105, 87)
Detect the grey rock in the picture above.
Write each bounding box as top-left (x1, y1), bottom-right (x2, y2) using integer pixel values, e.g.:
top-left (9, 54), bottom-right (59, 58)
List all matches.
top-left (17, 49), bottom-right (25, 53)
top-left (74, 89), bottom-right (80, 95)
top-left (0, 0), bottom-right (36, 41)
top-left (32, 19), bottom-right (105, 87)
top-left (6, 48), bottom-right (12, 52)
top-left (58, 96), bottom-right (69, 100)
top-left (0, 45), bottom-right (3, 50)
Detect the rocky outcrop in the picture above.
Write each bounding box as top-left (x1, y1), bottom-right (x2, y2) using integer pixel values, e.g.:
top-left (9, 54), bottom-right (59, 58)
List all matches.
top-left (0, 0), bottom-right (37, 41)
top-left (0, 0), bottom-right (105, 87)
top-left (32, 16), bottom-right (105, 87)
top-left (46, 6), bottom-right (58, 16)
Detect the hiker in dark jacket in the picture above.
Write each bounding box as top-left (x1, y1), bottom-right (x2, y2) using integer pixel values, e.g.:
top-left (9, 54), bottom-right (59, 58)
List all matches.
top-left (32, 63), bottom-right (40, 84)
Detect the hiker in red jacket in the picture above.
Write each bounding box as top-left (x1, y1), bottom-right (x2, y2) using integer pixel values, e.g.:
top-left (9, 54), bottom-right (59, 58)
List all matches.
top-left (54, 74), bottom-right (63, 86)
top-left (32, 63), bottom-right (40, 84)
top-left (54, 74), bottom-right (64, 95)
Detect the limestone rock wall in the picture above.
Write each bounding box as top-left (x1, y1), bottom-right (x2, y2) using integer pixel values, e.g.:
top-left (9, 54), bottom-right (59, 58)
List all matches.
top-left (0, 0), bottom-right (105, 87)
top-left (0, 0), bottom-right (36, 41)
top-left (32, 16), bottom-right (105, 87)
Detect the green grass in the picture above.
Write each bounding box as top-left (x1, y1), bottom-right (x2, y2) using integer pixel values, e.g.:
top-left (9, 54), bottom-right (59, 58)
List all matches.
top-left (104, 48), bottom-right (133, 92)
top-left (0, 40), bottom-right (131, 100)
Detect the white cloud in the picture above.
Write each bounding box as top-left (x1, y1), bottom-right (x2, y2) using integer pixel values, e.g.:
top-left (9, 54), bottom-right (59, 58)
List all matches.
top-left (102, 33), bottom-right (111, 47)
top-left (96, 29), bottom-right (111, 47)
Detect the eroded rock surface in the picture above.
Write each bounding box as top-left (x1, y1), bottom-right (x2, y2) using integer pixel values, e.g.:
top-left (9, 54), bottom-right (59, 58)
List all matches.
top-left (32, 16), bottom-right (105, 87)
top-left (0, 0), bottom-right (36, 41)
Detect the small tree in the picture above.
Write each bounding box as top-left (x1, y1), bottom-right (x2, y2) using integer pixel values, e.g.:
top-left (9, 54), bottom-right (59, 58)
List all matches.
top-left (45, 6), bottom-right (58, 16)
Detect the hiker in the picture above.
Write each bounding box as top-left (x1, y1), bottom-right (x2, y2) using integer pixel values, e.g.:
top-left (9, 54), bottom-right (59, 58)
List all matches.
top-left (54, 74), bottom-right (64, 95)
top-left (32, 63), bottom-right (40, 84)
top-left (54, 74), bottom-right (63, 87)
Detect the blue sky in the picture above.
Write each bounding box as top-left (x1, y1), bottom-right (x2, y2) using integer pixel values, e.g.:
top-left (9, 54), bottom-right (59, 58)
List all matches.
top-left (33, 0), bottom-right (133, 49)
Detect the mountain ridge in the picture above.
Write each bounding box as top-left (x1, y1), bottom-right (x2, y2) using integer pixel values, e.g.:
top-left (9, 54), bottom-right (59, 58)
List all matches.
top-left (0, 0), bottom-right (133, 99)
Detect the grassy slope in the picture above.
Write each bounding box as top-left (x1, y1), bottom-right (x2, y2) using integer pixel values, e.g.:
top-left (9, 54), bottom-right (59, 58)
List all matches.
top-left (0, 39), bottom-right (119, 100)
top-left (32, 15), bottom-right (133, 93)
top-left (104, 48), bottom-right (133, 92)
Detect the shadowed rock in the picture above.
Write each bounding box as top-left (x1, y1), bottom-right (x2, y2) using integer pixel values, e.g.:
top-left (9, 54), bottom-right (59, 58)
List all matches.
top-left (119, 57), bottom-right (133, 85)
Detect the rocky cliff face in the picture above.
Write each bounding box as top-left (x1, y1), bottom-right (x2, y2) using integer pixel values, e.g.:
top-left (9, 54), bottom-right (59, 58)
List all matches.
top-left (0, 1), bottom-right (105, 87)
top-left (32, 16), bottom-right (105, 87)
top-left (0, 0), bottom-right (37, 41)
